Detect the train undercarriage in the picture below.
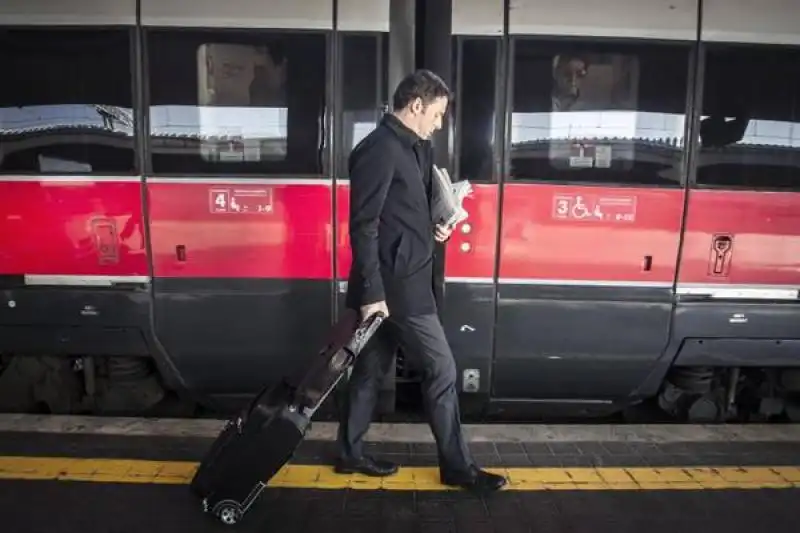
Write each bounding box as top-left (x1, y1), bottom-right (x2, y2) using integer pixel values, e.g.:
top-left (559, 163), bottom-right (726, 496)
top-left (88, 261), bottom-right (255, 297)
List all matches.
top-left (2, 352), bottom-right (799, 424)
top-left (0, 354), bottom-right (187, 417)
top-left (653, 365), bottom-right (800, 423)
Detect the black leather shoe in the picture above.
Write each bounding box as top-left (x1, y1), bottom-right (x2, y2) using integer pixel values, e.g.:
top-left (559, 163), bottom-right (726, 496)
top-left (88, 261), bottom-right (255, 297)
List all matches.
top-left (441, 466), bottom-right (507, 494)
top-left (334, 455), bottom-right (399, 477)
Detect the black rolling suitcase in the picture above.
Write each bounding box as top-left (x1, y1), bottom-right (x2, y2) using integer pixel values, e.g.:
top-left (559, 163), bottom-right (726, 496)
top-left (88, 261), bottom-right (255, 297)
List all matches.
top-left (189, 309), bottom-right (385, 526)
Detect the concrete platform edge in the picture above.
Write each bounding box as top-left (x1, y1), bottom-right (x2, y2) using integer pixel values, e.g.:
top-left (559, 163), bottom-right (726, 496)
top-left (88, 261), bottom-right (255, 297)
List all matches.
top-left (1, 414), bottom-right (800, 443)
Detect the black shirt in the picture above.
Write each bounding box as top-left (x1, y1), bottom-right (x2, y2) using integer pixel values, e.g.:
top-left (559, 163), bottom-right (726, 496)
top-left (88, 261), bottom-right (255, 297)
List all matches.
top-left (345, 113), bottom-right (437, 317)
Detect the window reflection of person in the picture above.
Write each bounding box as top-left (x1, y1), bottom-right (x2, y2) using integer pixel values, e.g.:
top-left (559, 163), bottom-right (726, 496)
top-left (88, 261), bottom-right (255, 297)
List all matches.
top-left (552, 55), bottom-right (589, 111)
top-left (700, 95), bottom-right (750, 149)
top-left (249, 46), bottom-right (286, 107)
top-left (244, 46), bottom-right (288, 159)
top-left (249, 65), bottom-right (270, 105)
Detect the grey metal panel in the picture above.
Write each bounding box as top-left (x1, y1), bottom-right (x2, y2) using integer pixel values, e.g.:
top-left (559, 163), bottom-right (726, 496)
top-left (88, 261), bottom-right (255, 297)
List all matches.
top-left (508, 0), bottom-right (698, 41)
top-left (338, 0), bottom-right (390, 32)
top-left (141, 0), bottom-right (334, 29)
top-left (702, 0), bottom-right (800, 45)
top-left (387, 0), bottom-right (415, 103)
top-left (452, 0), bottom-right (504, 35)
top-left (0, 0), bottom-right (136, 26)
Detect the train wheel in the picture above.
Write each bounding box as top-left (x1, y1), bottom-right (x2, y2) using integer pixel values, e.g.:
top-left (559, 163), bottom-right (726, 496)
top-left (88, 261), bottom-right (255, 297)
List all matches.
top-left (0, 356), bottom-right (83, 414)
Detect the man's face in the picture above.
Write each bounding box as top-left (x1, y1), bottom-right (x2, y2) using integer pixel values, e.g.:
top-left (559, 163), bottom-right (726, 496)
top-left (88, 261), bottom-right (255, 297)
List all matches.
top-left (410, 96), bottom-right (448, 140)
top-left (554, 57), bottom-right (587, 98)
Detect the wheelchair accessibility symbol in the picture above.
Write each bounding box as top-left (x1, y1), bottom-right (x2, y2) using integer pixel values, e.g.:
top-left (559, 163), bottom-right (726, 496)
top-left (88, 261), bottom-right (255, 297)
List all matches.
top-left (552, 193), bottom-right (637, 223)
top-left (553, 194), bottom-right (602, 220)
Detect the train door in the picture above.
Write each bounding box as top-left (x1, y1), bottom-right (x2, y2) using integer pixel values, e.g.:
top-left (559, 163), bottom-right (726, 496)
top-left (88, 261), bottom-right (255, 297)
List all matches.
top-left (144, 0), bottom-right (335, 405)
top-left (333, 1), bottom-right (392, 410)
top-left (668, 2), bottom-right (800, 380)
top-left (440, 0), bottom-right (504, 412)
top-left (491, 0), bottom-right (697, 407)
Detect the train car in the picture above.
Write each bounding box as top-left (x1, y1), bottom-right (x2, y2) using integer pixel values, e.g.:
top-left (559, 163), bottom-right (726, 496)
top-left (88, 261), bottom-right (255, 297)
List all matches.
top-left (446, 0), bottom-right (800, 423)
top-left (0, 0), bottom-right (798, 422)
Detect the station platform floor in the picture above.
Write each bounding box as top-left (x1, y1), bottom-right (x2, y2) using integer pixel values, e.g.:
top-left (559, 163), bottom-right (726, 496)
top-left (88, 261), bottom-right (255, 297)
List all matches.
top-left (0, 415), bottom-right (799, 532)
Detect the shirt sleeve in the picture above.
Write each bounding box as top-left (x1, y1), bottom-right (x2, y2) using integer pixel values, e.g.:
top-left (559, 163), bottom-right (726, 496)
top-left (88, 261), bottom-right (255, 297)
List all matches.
top-left (349, 138), bottom-right (394, 306)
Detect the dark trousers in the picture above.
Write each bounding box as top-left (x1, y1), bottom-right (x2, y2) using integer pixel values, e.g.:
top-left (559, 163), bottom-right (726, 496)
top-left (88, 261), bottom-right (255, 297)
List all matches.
top-left (336, 313), bottom-right (475, 476)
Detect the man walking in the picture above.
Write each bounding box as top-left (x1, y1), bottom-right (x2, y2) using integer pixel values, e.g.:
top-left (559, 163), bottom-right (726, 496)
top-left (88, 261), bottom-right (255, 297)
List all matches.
top-left (335, 70), bottom-right (507, 494)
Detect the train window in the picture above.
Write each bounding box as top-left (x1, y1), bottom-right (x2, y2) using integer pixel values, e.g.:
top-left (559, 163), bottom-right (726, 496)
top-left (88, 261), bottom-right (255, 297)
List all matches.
top-left (147, 30), bottom-right (327, 177)
top-left (455, 38), bottom-right (499, 183)
top-left (0, 29), bottom-right (135, 175)
top-left (509, 39), bottom-right (691, 186)
top-left (696, 44), bottom-right (800, 191)
top-left (338, 34), bottom-right (388, 178)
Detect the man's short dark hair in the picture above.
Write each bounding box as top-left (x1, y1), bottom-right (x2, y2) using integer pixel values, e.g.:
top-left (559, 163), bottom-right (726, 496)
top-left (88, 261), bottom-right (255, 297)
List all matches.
top-left (392, 69), bottom-right (451, 111)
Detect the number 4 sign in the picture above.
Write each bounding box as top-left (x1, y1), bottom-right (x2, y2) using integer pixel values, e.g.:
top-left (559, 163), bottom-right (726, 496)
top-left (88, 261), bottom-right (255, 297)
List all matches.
top-left (209, 189), bottom-right (230, 213)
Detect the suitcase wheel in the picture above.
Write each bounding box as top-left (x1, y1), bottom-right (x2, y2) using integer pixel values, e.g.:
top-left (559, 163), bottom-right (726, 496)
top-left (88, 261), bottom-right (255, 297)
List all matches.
top-left (213, 501), bottom-right (243, 526)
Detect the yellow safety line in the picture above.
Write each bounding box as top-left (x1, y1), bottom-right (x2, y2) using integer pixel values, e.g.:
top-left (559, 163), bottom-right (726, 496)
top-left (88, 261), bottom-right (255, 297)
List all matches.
top-left (1, 457), bottom-right (799, 491)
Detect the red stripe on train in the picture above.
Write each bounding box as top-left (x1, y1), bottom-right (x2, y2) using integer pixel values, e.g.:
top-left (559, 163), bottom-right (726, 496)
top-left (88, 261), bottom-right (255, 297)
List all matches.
top-left (0, 178), bottom-right (147, 277)
top-left (148, 181), bottom-right (332, 279)
top-left (3, 178), bottom-right (798, 287)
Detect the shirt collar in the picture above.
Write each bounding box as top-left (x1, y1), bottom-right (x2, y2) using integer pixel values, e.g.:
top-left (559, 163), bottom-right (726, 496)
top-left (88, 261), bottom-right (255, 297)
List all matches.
top-left (382, 113), bottom-right (421, 148)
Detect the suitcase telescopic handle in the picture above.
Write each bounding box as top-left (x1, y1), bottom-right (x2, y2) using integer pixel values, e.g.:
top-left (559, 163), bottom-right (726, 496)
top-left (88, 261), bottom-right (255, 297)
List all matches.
top-left (348, 311), bottom-right (386, 355)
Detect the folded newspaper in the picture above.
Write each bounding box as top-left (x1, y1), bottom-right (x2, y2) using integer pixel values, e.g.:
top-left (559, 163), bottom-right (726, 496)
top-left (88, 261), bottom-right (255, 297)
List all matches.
top-left (431, 165), bottom-right (472, 228)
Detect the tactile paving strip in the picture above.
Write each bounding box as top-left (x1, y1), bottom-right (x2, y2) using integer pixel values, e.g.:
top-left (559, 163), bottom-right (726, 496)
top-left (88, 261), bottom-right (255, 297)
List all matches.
top-left (1, 456), bottom-right (799, 491)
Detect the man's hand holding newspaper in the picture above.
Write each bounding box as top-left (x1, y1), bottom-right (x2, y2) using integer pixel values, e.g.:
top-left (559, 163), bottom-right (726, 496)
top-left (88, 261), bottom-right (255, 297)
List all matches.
top-left (431, 165), bottom-right (472, 241)
top-left (434, 224), bottom-right (452, 242)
